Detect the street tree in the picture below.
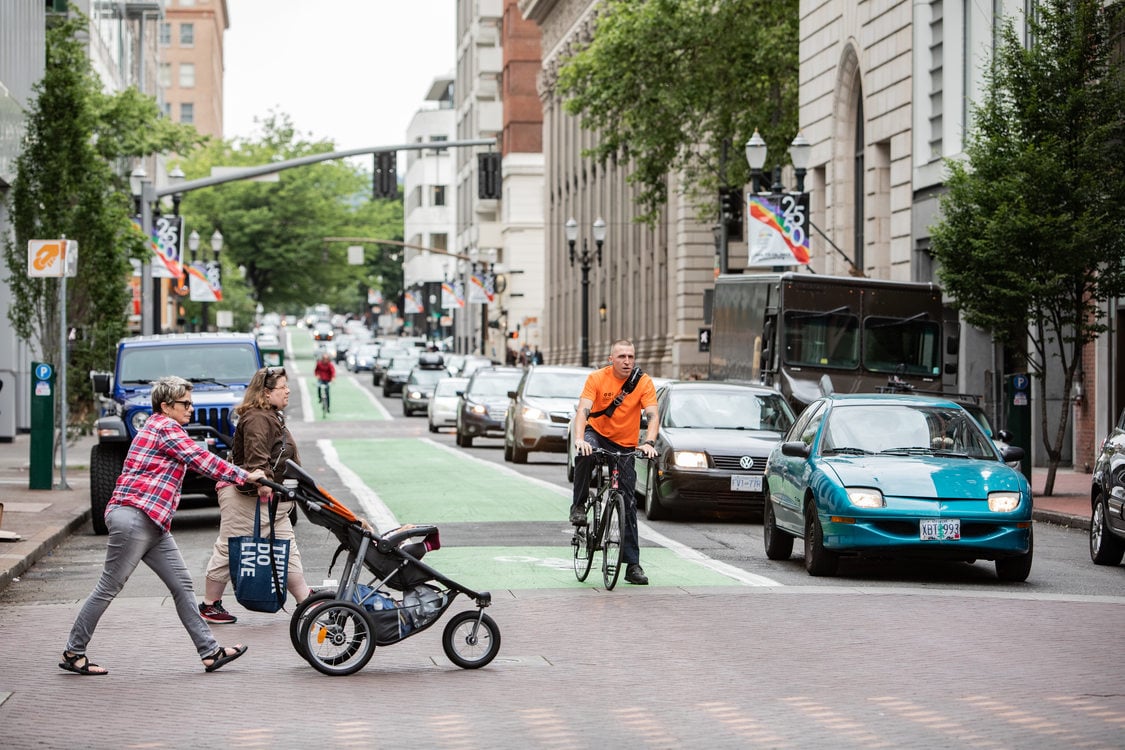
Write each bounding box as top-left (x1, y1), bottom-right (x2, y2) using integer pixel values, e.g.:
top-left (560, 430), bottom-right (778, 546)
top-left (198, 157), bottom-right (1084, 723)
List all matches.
top-left (176, 113), bottom-right (403, 319)
top-left (929, 0), bottom-right (1125, 493)
top-left (2, 12), bottom-right (204, 422)
top-left (556, 0), bottom-right (798, 224)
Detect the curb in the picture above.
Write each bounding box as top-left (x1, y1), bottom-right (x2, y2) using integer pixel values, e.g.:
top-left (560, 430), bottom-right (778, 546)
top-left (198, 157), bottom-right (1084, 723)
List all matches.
top-left (0, 506), bottom-right (91, 592)
top-left (1033, 508), bottom-right (1090, 532)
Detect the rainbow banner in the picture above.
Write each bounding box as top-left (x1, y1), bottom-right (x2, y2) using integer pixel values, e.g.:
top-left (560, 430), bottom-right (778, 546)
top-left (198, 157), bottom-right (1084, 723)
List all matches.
top-left (468, 272), bottom-right (494, 304)
top-left (403, 291), bottom-right (424, 314)
top-left (747, 195), bottom-right (810, 267)
top-left (187, 261), bottom-right (222, 302)
top-left (441, 280), bottom-right (464, 309)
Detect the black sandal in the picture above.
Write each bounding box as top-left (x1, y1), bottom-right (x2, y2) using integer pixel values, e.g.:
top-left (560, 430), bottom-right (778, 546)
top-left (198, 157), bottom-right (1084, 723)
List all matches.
top-left (202, 644), bottom-right (247, 673)
top-left (59, 651), bottom-right (108, 676)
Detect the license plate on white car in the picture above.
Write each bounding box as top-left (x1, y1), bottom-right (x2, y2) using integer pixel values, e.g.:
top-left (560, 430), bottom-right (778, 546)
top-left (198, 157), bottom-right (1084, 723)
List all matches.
top-left (731, 475), bottom-right (763, 493)
top-left (919, 519), bottom-right (961, 541)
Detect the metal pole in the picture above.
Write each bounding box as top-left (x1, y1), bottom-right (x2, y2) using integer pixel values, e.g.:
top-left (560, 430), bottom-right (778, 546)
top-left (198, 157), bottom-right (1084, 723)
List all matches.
top-left (140, 181), bottom-right (155, 335)
top-left (58, 258), bottom-right (69, 490)
top-left (580, 247), bottom-right (590, 368)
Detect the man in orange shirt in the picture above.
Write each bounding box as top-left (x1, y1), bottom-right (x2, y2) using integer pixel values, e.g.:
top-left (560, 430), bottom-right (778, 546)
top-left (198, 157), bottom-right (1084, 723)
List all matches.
top-left (570, 340), bottom-right (659, 585)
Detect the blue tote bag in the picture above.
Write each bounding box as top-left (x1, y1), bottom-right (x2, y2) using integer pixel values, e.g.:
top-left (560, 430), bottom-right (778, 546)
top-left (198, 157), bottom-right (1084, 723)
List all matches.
top-left (228, 496), bottom-right (290, 613)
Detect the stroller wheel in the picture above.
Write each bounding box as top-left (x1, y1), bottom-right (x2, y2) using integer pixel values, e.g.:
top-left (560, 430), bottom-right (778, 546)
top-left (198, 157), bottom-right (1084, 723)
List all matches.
top-left (290, 591), bottom-right (340, 663)
top-left (442, 610), bottom-right (501, 669)
top-left (298, 600), bottom-right (375, 676)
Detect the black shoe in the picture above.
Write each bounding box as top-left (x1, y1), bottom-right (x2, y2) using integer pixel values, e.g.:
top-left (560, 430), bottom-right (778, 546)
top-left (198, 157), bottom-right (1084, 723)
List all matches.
top-left (569, 507), bottom-right (587, 526)
top-left (625, 564), bottom-right (649, 585)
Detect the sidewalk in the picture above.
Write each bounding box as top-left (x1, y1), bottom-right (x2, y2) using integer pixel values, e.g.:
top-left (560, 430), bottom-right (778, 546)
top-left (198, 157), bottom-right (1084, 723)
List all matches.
top-left (0, 431), bottom-right (1093, 593)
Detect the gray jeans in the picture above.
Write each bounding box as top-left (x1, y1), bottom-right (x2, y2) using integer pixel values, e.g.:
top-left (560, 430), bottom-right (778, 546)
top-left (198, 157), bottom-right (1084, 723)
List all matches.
top-left (66, 504), bottom-right (219, 658)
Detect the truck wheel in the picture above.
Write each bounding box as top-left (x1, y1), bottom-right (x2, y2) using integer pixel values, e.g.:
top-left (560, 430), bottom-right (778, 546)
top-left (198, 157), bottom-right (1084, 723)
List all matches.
top-left (90, 443), bottom-right (127, 535)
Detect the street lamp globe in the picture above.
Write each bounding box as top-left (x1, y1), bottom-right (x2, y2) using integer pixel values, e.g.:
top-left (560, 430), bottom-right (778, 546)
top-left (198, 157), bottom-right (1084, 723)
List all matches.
top-left (129, 166), bottom-right (147, 198)
top-left (168, 166), bottom-right (185, 187)
top-left (188, 229), bottom-right (200, 262)
top-left (788, 132), bottom-right (811, 171)
top-left (592, 217), bottom-right (606, 243)
top-left (744, 129), bottom-right (768, 172)
top-left (210, 229), bottom-right (223, 256)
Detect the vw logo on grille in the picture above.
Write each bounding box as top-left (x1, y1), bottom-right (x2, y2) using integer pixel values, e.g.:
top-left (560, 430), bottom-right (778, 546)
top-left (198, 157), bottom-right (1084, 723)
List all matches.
top-left (739, 455), bottom-right (754, 470)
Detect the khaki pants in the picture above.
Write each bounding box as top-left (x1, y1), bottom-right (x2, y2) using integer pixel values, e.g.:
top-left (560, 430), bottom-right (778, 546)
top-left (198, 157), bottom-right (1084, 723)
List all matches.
top-left (205, 484), bottom-right (305, 585)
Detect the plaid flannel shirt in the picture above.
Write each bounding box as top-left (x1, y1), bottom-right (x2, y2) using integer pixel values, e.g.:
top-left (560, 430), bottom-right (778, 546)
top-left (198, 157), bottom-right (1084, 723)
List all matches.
top-left (108, 413), bottom-right (249, 532)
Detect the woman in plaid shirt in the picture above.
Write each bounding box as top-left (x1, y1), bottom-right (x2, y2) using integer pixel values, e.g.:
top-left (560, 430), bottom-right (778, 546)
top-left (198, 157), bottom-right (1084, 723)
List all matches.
top-left (60, 376), bottom-right (266, 676)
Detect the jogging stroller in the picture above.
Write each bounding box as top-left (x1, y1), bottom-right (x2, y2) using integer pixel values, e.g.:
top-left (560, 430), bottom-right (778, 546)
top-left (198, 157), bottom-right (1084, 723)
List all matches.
top-left (261, 459), bottom-right (500, 676)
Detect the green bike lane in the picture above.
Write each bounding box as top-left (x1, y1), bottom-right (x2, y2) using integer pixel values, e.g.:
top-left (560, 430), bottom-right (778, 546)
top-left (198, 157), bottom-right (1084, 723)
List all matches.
top-left (286, 327), bottom-right (390, 422)
top-left (320, 436), bottom-right (781, 591)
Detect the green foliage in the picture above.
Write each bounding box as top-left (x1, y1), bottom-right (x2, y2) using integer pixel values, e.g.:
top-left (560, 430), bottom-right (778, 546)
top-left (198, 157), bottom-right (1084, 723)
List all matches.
top-left (929, 0), bottom-right (1125, 475)
top-left (556, 0), bottom-right (799, 223)
top-left (175, 113), bottom-right (404, 319)
top-left (2, 12), bottom-right (204, 420)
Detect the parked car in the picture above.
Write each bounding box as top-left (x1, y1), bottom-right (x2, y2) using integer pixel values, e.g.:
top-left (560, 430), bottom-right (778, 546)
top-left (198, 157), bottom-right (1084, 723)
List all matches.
top-left (1090, 408), bottom-right (1125, 565)
top-left (429, 377), bottom-right (468, 433)
top-left (455, 366), bottom-right (524, 447)
top-left (503, 365), bottom-right (591, 464)
top-left (566, 376), bottom-right (672, 482)
top-left (635, 381), bottom-right (795, 520)
top-left (382, 354), bottom-right (419, 397)
top-left (348, 343), bottom-right (380, 372)
top-left (762, 393), bottom-right (1032, 580)
top-left (402, 354), bottom-right (450, 416)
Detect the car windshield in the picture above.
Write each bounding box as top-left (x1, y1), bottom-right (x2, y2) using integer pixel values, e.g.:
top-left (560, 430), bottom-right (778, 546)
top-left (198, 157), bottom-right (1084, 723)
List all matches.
top-left (435, 378), bottom-right (467, 397)
top-left (821, 403), bottom-right (996, 458)
top-left (524, 371), bottom-right (588, 398)
top-left (469, 372), bottom-right (522, 397)
top-left (409, 368), bottom-right (448, 386)
top-left (666, 389), bottom-right (794, 431)
top-left (118, 343), bottom-right (259, 384)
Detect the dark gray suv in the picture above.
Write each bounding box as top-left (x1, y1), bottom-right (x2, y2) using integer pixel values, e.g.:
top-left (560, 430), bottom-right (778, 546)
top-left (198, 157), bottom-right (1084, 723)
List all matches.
top-left (1091, 408), bottom-right (1125, 565)
top-left (455, 366), bottom-right (524, 448)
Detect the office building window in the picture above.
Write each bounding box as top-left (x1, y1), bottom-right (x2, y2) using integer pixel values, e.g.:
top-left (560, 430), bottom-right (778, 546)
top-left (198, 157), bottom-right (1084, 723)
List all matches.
top-left (180, 23), bottom-right (194, 46)
top-left (432, 185), bottom-right (447, 206)
top-left (159, 63), bottom-right (172, 88)
top-left (179, 63), bottom-right (195, 88)
top-left (180, 102), bottom-right (194, 124)
top-left (159, 23), bottom-right (171, 46)
top-left (161, 102), bottom-right (172, 118)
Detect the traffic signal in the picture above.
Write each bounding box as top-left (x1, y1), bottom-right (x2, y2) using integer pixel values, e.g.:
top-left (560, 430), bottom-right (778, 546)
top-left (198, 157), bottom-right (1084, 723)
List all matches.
top-left (373, 151), bottom-right (397, 199)
top-left (719, 187), bottom-right (744, 241)
top-left (478, 152), bottom-right (501, 199)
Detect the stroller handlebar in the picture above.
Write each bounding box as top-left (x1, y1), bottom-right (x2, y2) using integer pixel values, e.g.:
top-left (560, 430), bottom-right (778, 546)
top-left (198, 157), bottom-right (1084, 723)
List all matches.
top-left (255, 478), bottom-right (296, 500)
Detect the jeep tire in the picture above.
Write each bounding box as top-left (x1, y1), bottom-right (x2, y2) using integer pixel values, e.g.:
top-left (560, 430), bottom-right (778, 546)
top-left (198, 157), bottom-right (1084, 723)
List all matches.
top-left (90, 443), bottom-right (128, 535)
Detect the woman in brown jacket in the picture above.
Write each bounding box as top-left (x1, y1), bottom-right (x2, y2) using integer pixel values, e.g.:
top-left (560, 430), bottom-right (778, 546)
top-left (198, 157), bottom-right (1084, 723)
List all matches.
top-left (198, 366), bottom-right (312, 624)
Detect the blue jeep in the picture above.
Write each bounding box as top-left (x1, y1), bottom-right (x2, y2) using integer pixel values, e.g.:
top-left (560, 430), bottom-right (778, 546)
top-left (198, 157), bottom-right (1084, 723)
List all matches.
top-left (88, 333), bottom-right (262, 535)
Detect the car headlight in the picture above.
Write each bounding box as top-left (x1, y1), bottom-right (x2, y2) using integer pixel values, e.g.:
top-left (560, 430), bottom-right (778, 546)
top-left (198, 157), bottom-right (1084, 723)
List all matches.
top-left (846, 487), bottom-right (885, 508)
top-left (470, 403), bottom-right (487, 415)
top-left (130, 410), bottom-right (150, 433)
top-left (988, 491), bottom-right (1021, 512)
top-left (521, 406), bottom-right (547, 421)
top-left (408, 390), bottom-right (422, 399)
top-left (672, 450), bottom-right (708, 469)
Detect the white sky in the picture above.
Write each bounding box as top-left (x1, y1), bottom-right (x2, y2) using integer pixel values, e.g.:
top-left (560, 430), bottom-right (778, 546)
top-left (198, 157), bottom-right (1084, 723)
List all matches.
top-left (223, 0), bottom-right (456, 156)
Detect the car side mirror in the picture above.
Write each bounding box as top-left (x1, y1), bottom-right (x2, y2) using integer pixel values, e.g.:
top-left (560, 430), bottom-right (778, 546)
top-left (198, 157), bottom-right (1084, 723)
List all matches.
top-left (455, 390), bottom-right (464, 397)
top-left (90, 371), bottom-right (112, 396)
top-left (780, 441), bottom-right (810, 458)
top-left (1000, 445), bottom-right (1024, 463)
top-left (507, 390), bottom-right (517, 399)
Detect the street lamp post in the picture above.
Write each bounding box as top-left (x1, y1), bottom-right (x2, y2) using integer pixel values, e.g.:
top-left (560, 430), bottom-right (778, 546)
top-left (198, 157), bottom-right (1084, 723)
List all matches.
top-left (208, 229), bottom-right (223, 331)
top-left (744, 129), bottom-right (812, 271)
top-left (130, 166), bottom-right (158, 335)
top-left (566, 216), bottom-right (605, 368)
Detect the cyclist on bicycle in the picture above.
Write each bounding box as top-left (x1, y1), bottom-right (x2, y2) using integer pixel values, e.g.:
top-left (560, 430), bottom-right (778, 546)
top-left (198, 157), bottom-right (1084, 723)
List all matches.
top-left (570, 339), bottom-right (659, 585)
top-left (314, 352), bottom-right (335, 410)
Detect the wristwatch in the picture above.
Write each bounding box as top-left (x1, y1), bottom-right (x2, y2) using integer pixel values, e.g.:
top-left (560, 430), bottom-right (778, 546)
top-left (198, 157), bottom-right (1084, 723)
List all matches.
top-left (643, 439), bottom-right (656, 447)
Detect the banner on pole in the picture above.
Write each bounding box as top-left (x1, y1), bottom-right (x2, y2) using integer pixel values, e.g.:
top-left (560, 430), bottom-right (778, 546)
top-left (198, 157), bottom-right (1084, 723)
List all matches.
top-left (188, 261), bottom-right (222, 302)
top-left (746, 194), bottom-right (810, 267)
top-left (467, 272), bottom-right (494, 304)
top-left (441, 280), bottom-right (464, 309)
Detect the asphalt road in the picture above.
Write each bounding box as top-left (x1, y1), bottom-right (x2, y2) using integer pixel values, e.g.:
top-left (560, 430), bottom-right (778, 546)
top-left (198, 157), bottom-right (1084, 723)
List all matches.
top-left (2, 331), bottom-right (1122, 750)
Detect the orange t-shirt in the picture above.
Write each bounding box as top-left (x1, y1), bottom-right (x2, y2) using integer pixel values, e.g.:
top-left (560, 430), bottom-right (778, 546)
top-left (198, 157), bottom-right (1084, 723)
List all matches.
top-left (581, 366), bottom-right (657, 446)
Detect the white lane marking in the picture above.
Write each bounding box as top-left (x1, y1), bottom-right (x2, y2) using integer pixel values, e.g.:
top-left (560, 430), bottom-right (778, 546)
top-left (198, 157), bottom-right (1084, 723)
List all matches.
top-left (317, 438), bottom-right (399, 533)
top-left (420, 438), bottom-right (783, 587)
top-left (344, 370), bottom-right (392, 419)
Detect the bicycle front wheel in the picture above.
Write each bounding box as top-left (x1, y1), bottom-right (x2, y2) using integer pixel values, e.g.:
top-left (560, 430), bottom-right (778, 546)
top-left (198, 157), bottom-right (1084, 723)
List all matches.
top-left (572, 500), bottom-right (595, 582)
top-left (602, 492), bottom-right (624, 590)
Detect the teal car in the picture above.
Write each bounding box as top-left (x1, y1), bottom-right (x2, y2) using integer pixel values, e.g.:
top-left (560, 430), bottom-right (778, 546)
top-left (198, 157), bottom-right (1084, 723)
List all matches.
top-left (763, 394), bottom-right (1033, 581)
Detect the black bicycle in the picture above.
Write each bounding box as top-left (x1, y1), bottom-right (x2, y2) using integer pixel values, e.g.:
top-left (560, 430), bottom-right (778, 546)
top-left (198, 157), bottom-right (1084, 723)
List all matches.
top-left (317, 380), bottom-right (331, 418)
top-left (572, 447), bottom-right (641, 590)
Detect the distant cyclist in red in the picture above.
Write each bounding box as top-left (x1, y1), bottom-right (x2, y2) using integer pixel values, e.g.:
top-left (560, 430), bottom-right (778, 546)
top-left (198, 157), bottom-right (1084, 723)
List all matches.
top-left (314, 352), bottom-right (336, 414)
top-left (314, 352), bottom-right (335, 384)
